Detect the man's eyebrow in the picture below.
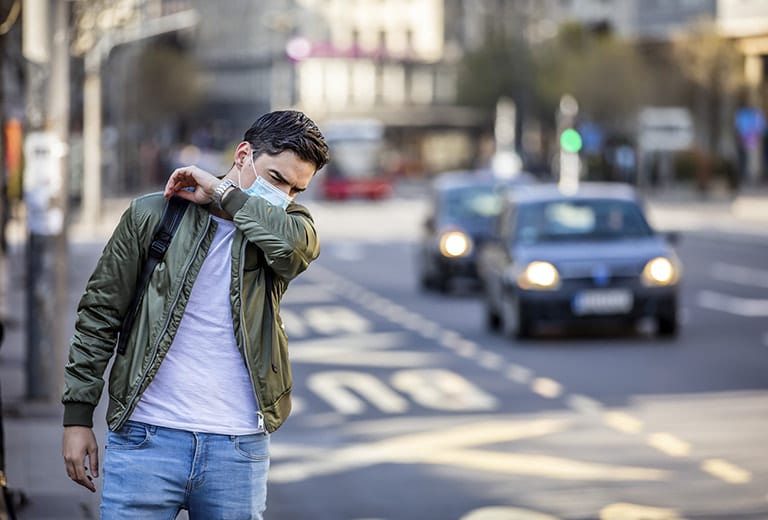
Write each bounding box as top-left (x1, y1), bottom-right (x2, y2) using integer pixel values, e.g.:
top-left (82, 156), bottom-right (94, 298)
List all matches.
top-left (269, 168), bottom-right (305, 193)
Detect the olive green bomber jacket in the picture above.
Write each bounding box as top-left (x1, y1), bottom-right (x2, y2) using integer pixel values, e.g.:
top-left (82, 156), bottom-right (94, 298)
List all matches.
top-left (62, 189), bottom-right (320, 433)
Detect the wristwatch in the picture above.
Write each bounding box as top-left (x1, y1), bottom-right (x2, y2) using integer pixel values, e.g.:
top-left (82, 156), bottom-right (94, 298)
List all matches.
top-left (213, 179), bottom-right (236, 208)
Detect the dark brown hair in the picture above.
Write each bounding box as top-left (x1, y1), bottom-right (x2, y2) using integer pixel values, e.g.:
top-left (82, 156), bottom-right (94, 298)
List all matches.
top-left (244, 110), bottom-right (329, 171)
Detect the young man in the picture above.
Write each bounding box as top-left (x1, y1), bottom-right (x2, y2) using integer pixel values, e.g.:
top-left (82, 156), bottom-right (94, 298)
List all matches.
top-left (62, 110), bottom-right (329, 519)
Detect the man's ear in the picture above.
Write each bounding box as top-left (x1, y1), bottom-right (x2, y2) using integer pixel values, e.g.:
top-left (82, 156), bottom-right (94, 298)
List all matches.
top-left (233, 141), bottom-right (251, 167)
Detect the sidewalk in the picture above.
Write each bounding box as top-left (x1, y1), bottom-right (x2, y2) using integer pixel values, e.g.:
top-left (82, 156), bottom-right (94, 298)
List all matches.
top-left (643, 183), bottom-right (768, 238)
top-left (0, 183), bottom-right (767, 519)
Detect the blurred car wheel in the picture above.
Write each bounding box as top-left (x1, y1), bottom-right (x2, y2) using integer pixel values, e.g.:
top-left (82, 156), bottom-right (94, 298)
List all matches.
top-left (657, 310), bottom-right (678, 337)
top-left (485, 300), bottom-right (501, 331)
top-left (501, 295), bottom-right (531, 339)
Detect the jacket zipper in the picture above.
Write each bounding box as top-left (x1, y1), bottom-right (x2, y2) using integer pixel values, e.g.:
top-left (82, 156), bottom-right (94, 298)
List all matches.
top-left (114, 217), bottom-right (212, 429)
top-left (238, 239), bottom-right (271, 431)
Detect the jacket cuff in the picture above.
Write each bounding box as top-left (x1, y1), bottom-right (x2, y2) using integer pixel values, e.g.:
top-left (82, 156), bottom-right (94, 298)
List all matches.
top-left (63, 402), bottom-right (96, 427)
top-left (221, 188), bottom-right (249, 217)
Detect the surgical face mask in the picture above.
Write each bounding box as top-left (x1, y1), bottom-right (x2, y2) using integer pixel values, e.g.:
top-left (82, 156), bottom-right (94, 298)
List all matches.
top-left (240, 155), bottom-right (294, 209)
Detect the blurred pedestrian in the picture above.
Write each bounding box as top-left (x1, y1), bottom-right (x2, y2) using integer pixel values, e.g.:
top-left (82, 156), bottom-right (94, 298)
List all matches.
top-left (61, 110), bottom-right (329, 519)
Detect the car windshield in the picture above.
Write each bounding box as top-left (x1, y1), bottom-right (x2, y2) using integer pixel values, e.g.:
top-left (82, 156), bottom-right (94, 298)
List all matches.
top-left (442, 185), bottom-right (504, 220)
top-left (515, 198), bottom-right (653, 243)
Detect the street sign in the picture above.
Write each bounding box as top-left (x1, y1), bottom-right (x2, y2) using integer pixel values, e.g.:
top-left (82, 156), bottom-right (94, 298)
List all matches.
top-left (23, 132), bottom-right (65, 235)
top-left (637, 107), bottom-right (693, 152)
top-left (578, 121), bottom-right (604, 154)
top-left (734, 107), bottom-right (765, 149)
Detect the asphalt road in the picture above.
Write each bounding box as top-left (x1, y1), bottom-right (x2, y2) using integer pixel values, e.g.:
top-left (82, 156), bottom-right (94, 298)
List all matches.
top-left (17, 191), bottom-right (762, 520)
top-left (266, 215), bottom-right (768, 519)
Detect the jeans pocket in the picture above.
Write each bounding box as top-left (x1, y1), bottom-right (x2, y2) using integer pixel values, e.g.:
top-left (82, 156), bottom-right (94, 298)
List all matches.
top-left (106, 421), bottom-right (151, 450)
top-left (234, 433), bottom-right (269, 461)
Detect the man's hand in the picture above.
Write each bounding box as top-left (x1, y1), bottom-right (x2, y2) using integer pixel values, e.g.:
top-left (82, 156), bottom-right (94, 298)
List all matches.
top-left (164, 165), bottom-right (221, 204)
top-left (62, 426), bottom-right (99, 493)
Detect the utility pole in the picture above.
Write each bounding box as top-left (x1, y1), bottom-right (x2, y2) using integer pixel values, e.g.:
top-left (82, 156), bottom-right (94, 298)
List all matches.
top-left (22, 0), bottom-right (69, 402)
top-left (48, 0), bottom-right (70, 403)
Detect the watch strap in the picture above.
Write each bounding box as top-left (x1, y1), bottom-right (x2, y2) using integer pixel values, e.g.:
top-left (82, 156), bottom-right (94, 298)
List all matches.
top-left (213, 179), bottom-right (236, 208)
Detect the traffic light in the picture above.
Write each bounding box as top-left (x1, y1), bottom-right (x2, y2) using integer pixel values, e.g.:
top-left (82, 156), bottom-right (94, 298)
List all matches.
top-left (560, 128), bottom-right (583, 154)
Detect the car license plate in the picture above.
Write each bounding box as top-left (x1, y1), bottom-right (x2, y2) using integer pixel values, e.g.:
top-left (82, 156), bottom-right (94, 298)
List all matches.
top-left (572, 289), bottom-right (633, 315)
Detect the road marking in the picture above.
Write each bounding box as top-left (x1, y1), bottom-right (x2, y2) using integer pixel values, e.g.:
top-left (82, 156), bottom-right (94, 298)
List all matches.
top-left (270, 417), bottom-right (669, 484)
top-left (307, 368), bottom-right (498, 414)
top-left (462, 507), bottom-right (559, 520)
top-left (280, 308), bottom-right (309, 337)
top-left (478, 351), bottom-right (503, 370)
top-left (600, 503), bottom-right (683, 520)
top-left (455, 340), bottom-right (478, 357)
top-left (603, 412), bottom-right (644, 434)
top-left (328, 242), bottom-right (366, 261)
top-left (270, 418), bottom-right (570, 482)
top-left (307, 371), bottom-right (409, 414)
top-left (420, 321), bottom-right (443, 339)
top-left (646, 432), bottom-right (691, 457)
top-left (423, 450), bottom-right (668, 481)
top-left (298, 267), bottom-right (752, 490)
top-left (711, 262), bottom-right (768, 289)
top-left (440, 330), bottom-right (462, 344)
top-left (298, 412), bottom-right (347, 428)
top-left (506, 364), bottom-right (533, 384)
top-left (290, 332), bottom-right (439, 367)
top-left (304, 305), bottom-right (373, 334)
top-left (531, 377), bottom-right (563, 399)
top-left (391, 369), bottom-right (498, 411)
top-left (698, 290), bottom-right (768, 317)
top-left (440, 334), bottom-right (479, 357)
top-left (282, 284), bottom-right (337, 304)
top-left (701, 459), bottom-right (752, 484)
top-left (376, 302), bottom-right (410, 322)
top-left (270, 443), bottom-right (326, 460)
top-left (567, 394), bottom-right (604, 415)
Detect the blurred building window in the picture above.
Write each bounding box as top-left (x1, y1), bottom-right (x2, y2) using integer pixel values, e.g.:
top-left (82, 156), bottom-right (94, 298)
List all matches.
top-left (382, 64), bottom-right (406, 104)
top-left (378, 30), bottom-right (387, 53)
top-left (422, 132), bottom-right (472, 172)
top-left (387, 29), bottom-right (407, 55)
top-left (351, 61), bottom-right (377, 106)
top-left (434, 68), bottom-right (457, 103)
top-left (299, 60), bottom-right (325, 108)
top-left (410, 68), bottom-right (434, 104)
top-left (405, 28), bottom-right (414, 54)
top-left (325, 61), bottom-right (350, 109)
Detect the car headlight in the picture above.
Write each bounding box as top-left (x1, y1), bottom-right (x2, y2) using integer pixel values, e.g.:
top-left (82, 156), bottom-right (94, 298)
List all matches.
top-left (518, 261), bottom-right (560, 290)
top-left (642, 257), bottom-right (679, 286)
top-left (439, 230), bottom-right (472, 258)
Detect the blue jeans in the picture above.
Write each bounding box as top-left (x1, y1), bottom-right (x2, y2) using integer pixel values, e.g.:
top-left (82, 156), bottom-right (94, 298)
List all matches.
top-left (100, 421), bottom-right (270, 519)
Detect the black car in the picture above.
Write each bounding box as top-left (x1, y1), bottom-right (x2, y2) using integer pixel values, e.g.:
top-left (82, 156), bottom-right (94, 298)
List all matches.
top-left (417, 170), bottom-right (534, 292)
top-left (478, 182), bottom-right (681, 338)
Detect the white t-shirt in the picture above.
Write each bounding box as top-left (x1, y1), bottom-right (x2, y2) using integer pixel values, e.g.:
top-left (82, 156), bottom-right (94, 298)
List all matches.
top-left (131, 216), bottom-right (264, 434)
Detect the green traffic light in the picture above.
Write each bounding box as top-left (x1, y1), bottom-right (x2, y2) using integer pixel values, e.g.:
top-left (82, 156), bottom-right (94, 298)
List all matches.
top-left (560, 128), bottom-right (582, 153)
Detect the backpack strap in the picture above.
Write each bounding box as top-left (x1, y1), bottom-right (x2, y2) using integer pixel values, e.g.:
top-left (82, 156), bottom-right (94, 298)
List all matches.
top-left (117, 196), bottom-right (190, 355)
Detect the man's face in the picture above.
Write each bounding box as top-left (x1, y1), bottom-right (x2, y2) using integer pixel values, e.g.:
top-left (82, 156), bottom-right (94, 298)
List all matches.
top-left (243, 149), bottom-right (316, 198)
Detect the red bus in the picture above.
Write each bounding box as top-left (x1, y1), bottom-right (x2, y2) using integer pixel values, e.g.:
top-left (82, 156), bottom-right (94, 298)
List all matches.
top-left (320, 119), bottom-right (393, 200)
